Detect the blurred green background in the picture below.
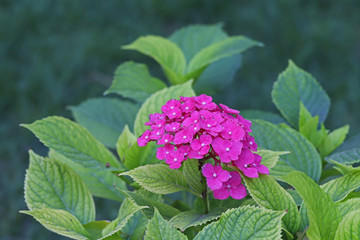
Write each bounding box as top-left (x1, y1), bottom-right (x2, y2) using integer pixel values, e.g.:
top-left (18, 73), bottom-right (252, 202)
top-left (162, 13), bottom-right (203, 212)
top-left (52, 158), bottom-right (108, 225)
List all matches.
top-left (1, 0), bottom-right (359, 239)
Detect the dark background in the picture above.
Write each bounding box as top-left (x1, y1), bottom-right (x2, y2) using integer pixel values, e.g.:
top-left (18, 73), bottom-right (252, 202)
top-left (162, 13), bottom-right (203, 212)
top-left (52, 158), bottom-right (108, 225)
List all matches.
top-left (1, 0), bottom-right (359, 239)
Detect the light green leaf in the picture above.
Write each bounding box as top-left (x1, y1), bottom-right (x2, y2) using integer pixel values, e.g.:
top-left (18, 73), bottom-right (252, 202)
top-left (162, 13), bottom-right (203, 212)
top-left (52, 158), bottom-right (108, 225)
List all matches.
top-left (120, 189), bottom-right (180, 219)
top-left (120, 211), bottom-right (148, 240)
top-left (83, 221), bottom-right (111, 240)
top-left (144, 209), bottom-right (187, 240)
top-left (120, 164), bottom-right (191, 195)
top-left (182, 159), bottom-right (203, 194)
top-left (336, 198), bottom-right (360, 217)
top-left (22, 116), bottom-right (122, 171)
top-left (282, 171), bottom-right (341, 240)
top-left (49, 150), bottom-right (126, 202)
top-left (100, 198), bottom-right (148, 240)
top-left (25, 151), bottom-right (95, 224)
top-left (123, 36), bottom-right (186, 85)
top-left (21, 208), bottom-right (91, 240)
top-left (331, 160), bottom-right (360, 175)
top-left (326, 133), bottom-right (360, 165)
top-left (318, 125), bottom-right (349, 157)
top-left (169, 210), bottom-right (223, 232)
top-left (256, 149), bottom-right (290, 170)
top-left (322, 170), bottom-right (360, 202)
top-left (69, 98), bottom-right (139, 148)
top-left (116, 125), bottom-right (137, 162)
top-left (272, 60), bottom-right (330, 128)
top-left (243, 174), bottom-right (300, 234)
top-left (241, 110), bottom-right (285, 124)
top-left (186, 36), bottom-right (262, 77)
top-left (334, 210), bottom-right (360, 240)
top-left (123, 141), bottom-right (159, 170)
top-left (251, 120), bottom-right (322, 181)
top-left (105, 62), bottom-right (166, 102)
top-left (194, 206), bottom-right (285, 240)
top-left (286, 190), bottom-right (302, 206)
top-left (134, 81), bottom-right (195, 136)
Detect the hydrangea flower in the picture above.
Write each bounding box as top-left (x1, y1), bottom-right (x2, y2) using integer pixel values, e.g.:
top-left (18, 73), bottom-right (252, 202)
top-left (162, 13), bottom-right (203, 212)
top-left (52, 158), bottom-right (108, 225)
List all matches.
top-left (137, 94), bottom-right (268, 200)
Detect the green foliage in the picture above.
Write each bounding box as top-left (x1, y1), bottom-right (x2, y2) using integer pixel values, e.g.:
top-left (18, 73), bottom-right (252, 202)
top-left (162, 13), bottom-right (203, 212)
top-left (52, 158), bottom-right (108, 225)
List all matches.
top-left (25, 151), bottom-right (95, 225)
top-left (334, 210), bottom-right (360, 240)
top-left (326, 133), bottom-right (360, 165)
top-left (169, 210), bottom-right (223, 231)
top-left (105, 61), bottom-right (166, 102)
top-left (182, 159), bottom-right (203, 194)
top-left (116, 125), bottom-right (137, 161)
top-left (272, 61), bottom-right (330, 128)
top-left (194, 206), bottom-right (285, 240)
top-left (318, 125), bottom-right (349, 157)
top-left (256, 149), bottom-right (290, 170)
top-left (240, 110), bottom-right (285, 124)
top-left (336, 198), bottom-right (360, 218)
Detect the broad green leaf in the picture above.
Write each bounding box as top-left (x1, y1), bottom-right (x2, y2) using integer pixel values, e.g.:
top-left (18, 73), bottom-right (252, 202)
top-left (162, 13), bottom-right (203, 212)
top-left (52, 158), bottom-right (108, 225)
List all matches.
top-left (334, 210), bottom-right (360, 240)
top-left (123, 36), bottom-right (186, 85)
top-left (49, 150), bottom-right (126, 202)
top-left (123, 141), bottom-right (159, 170)
top-left (256, 149), bottom-right (290, 170)
top-left (326, 132), bottom-right (360, 165)
top-left (25, 151), bottom-right (95, 225)
top-left (330, 160), bottom-right (360, 175)
top-left (120, 189), bottom-right (180, 219)
top-left (120, 164), bottom-right (191, 195)
top-left (84, 221), bottom-right (111, 240)
top-left (243, 174), bottom-right (300, 234)
top-left (322, 170), bottom-right (360, 202)
top-left (134, 81), bottom-right (195, 136)
top-left (186, 36), bottom-right (262, 77)
top-left (272, 60), bottom-right (330, 128)
top-left (22, 116), bottom-right (122, 171)
top-left (21, 208), bottom-right (91, 240)
top-left (100, 198), bottom-right (148, 240)
top-left (282, 171), bottom-right (341, 240)
top-left (105, 61), bottom-right (166, 102)
top-left (318, 125), bottom-right (349, 157)
top-left (116, 125), bottom-right (137, 161)
top-left (299, 103), bottom-right (327, 147)
top-left (336, 198), bottom-right (360, 217)
top-left (287, 189), bottom-right (302, 206)
top-left (169, 210), bottom-right (223, 232)
top-left (69, 98), bottom-right (139, 148)
top-left (194, 206), bottom-right (285, 240)
top-left (241, 110), bottom-right (286, 124)
top-left (251, 120), bottom-right (322, 181)
top-left (144, 209), bottom-right (187, 240)
top-left (120, 211), bottom-right (148, 240)
top-left (182, 159), bottom-right (203, 194)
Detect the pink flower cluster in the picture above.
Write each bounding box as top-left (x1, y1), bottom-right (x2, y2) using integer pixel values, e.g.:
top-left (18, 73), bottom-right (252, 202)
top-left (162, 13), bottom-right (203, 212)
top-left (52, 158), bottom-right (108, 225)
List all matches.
top-left (137, 94), bottom-right (269, 200)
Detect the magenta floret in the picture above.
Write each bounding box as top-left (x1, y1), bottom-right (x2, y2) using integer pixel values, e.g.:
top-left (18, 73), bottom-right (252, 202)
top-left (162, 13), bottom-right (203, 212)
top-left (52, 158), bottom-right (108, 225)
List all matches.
top-left (137, 94), bottom-right (269, 200)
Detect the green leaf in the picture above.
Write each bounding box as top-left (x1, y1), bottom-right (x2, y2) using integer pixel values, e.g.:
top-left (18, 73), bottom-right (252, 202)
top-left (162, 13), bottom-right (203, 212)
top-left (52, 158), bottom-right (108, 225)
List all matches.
top-left (256, 149), bottom-right (290, 170)
top-left (194, 206), bottom-right (285, 240)
top-left (100, 197), bottom-right (148, 239)
top-left (336, 198), bottom-right (360, 217)
top-left (243, 174), bottom-right (300, 234)
top-left (123, 36), bottom-right (186, 85)
top-left (182, 159), bottom-right (203, 194)
top-left (120, 189), bottom-right (180, 219)
top-left (120, 164), bottom-right (191, 195)
top-left (287, 189), bottom-right (302, 206)
top-left (272, 60), bottom-right (330, 128)
top-left (282, 171), bottom-right (341, 240)
top-left (241, 110), bottom-right (285, 124)
top-left (25, 151), bottom-right (95, 224)
top-left (251, 120), bottom-right (322, 181)
top-left (186, 36), bottom-right (262, 77)
top-left (22, 116), bottom-right (122, 171)
top-left (318, 125), bottom-right (350, 157)
top-left (84, 221), bottom-right (111, 240)
top-left (326, 132), bottom-right (360, 165)
top-left (322, 170), bottom-right (360, 202)
top-left (21, 208), bottom-right (91, 240)
top-left (134, 81), bottom-right (195, 136)
top-left (69, 98), bottom-right (139, 148)
top-left (144, 209), bottom-right (187, 240)
top-left (169, 210), bottom-right (223, 232)
top-left (116, 125), bottom-right (137, 161)
top-left (120, 211), bottom-right (148, 240)
top-left (49, 150), bottom-right (126, 202)
top-left (330, 160), bottom-right (359, 175)
top-left (105, 61), bottom-right (166, 102)
top-left (123, 141), bottom-right (159, 170)
top-left (334, 209), bottom-right (360, 240)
